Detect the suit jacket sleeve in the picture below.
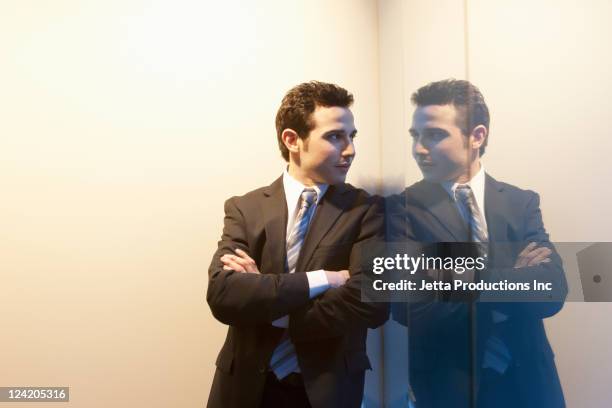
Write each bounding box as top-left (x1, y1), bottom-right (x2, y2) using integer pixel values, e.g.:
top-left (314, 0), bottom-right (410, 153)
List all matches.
top-left (289, 196), bottom-right (389, 341)
top-left (207, 197), bottom-right (311, 326)
top-left (482, 191), bottom-right (568, 319)
top-left (386, 194), bottom-right (467, 330)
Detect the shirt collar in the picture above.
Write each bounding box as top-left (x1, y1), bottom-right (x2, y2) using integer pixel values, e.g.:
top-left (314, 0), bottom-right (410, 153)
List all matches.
top-left (282, 169), bottom-right (328, 207)
top-left (441, 163), bottom-right (486, 202)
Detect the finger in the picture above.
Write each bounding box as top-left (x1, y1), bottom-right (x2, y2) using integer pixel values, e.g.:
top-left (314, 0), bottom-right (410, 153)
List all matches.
top-left (523, 245), bottom-right (551, 258)
top-left (242, 263), bottom-right (259, 274)
top-left (221, 257), bottom-right (251, 273)
top-left (222, 258), bottom-right (247, 273)
top-left (518, 250), bottom-right (546, 269)
top-left (231, 253), bottom-right (258, 273)
top-left (527, 251), bottom-right (553, 267)
top-left (515, 244), bottom-right (550, 268)
top-left (220, 257), bottom-right (231, 266)
top-left (220, 255), bottom-right (233, 267)
top-left (518, 242), bottom-right (537, 258)
top-left (530, 246), bottom-right (552, 257)
top-left (514, 255), bottom-right (528, 269)
top-left (524, 247), bottom-right (552, 266)
top-left (327, 271), bottom-right (343, 288)
top-left (532, 257), bottom-right (552, 266)
top-left (514, 243), bottom-right (537, 268)
top-left (234, 249), bottom-right (258, 273)
top-left (226, 254), bottom-right (251, 269)
top-left (235, 248), bottom-right (255, 263)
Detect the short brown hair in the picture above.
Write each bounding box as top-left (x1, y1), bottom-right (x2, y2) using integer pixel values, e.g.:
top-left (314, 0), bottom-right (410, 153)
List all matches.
top-left (275, 81), bottom-right (354, 161)
top-left (411, 79), bottom-right (490, 156)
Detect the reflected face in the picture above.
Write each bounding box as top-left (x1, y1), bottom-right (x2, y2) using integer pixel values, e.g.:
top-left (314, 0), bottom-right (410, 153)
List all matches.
top-left (296, 106), bottom-right (357, 185)
top-left (410, 104), bottom-right (472, 183)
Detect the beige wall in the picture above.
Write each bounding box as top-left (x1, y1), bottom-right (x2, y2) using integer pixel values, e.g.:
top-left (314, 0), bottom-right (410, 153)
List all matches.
top-left (0, 1), bottom-right (381, 406)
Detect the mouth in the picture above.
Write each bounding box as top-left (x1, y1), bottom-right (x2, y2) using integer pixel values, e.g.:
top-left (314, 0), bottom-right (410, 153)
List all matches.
top-left (335, 163), bottom-right (351, 172)
top-left (418, 162), bottom-right (434, 168)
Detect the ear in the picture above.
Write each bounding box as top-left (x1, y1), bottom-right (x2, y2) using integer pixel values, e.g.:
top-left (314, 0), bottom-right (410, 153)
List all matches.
top-left (281, 129), bottom-right (300, 155)
top-left (470, 125), bottom-right (487, 152)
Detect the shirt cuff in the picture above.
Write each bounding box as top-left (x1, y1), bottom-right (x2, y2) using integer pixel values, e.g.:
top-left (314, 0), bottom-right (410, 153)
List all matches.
top-left (491, 310), bottom-right (508, 323)
top-left (306, 269), bottom-right (330, 298)
top-left (272, 315), bottom-right (289, 328)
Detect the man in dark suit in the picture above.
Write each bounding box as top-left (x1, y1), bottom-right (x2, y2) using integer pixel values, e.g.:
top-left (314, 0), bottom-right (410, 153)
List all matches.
top-left (207, 81), bottom-right (388, 408)
top-left (388, 79), bottom-right (567, 407)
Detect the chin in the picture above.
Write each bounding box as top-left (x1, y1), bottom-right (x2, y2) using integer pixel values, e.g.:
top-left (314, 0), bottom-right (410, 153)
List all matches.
top-left (328, 177), bottom-right (346, 185)
top-left (324, 175), bottom-right (346, 185)
top-left (421, 171), bottom-right (438, 182)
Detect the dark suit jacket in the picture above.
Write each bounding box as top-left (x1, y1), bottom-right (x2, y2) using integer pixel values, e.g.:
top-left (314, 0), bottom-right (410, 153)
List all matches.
top-left (207, 176), bottom-right (388, 408)
top-left (388, 174), bottom-right (567, 408)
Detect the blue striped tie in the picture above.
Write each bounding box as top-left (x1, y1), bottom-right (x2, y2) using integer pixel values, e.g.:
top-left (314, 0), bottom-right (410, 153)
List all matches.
top-left (270, 188), bottom-right (317, 379)
top-left (455, 185), bottom-right (487, 245)
top-left (456, 185), bottom-right (512, 374)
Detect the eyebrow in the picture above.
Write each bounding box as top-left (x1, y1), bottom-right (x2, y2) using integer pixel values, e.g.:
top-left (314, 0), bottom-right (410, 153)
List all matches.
top-left (324, 129), bottom-right (358, 137)
top-left (424, 127), bottom-right (448, 134)
top-left (411, 127), bottom-right (447, 134)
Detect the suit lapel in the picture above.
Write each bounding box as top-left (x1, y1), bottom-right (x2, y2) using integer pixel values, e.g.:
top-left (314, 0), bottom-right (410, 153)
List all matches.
top-left (296, 184), bottom-right (349, 272)
top-left (483, 174), bottom-right (506, 242)
top-left (415, 181), bottom-right (469, 241)
top-left (262, 177), bottom-right (288, 275)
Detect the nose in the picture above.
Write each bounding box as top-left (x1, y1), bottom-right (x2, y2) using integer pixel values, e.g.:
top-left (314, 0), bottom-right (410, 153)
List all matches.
top-left (413, 136), bottom-right (428, 156)
top-left (342, 136), bottom-right (355, 158)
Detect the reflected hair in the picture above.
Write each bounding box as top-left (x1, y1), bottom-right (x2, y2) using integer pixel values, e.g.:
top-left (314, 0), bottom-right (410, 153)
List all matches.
top-left (411, 79), bottom-right (490, 155)
top-left (275, 81), bottom-right (354, 161)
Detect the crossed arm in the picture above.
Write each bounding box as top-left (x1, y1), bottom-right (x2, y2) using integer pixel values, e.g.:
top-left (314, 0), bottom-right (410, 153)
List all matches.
top-left (207, 195), bottom-right (389, 335)
top-left (220, 249), bottom-right (350, 289)
top-left (391, 191), bottom-right (567, 327)
top-left (482, 192), bottom-right (568, 318)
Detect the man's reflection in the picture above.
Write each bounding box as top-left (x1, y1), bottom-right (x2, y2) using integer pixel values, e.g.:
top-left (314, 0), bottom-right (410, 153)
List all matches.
top-left (388, 79), bottom-right (567, 407)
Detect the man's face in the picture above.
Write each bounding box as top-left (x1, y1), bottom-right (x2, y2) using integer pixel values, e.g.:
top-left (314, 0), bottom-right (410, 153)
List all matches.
top-left (410, 104), bottom-right (473, 183)
top-left (295, 105), bottom-right (357, 185)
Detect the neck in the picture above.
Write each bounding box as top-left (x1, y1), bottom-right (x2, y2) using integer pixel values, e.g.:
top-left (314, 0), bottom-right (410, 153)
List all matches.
top-left (287, 163), bottom-right (316, 186)
top-left (453, 160), bottom-right (481, 184)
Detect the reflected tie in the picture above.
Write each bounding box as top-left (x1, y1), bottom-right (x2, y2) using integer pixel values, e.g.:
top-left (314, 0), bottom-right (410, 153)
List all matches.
top-left (455, 185), bottom-right (487, 244)
top-left (270, 188), bottom-right (317, 379)
top-left (455, 184), bottom-right (511, 374)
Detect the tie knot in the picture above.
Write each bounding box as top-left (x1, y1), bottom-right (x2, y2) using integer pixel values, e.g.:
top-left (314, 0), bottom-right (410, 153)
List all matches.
top-left (454, 184), bottom-right (473, 203)
top-left (300, 188), bottom-right (317, 209)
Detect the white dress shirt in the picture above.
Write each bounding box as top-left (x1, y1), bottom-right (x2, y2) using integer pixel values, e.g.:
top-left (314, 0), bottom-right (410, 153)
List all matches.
top-left (271, 170), bottom-right (331, 328)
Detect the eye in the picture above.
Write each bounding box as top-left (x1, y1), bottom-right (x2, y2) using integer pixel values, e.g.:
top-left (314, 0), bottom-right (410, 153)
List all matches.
top-left (424, 130), bottom-right (447, 141)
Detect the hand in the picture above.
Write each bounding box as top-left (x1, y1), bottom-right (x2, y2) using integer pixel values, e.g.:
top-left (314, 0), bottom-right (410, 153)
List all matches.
top-left (220, 249), bottom-right (260, 274)
top-left (325, 270), bottom-right (350, 288)
top-left (514, 242), bottom-right (552, 269)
